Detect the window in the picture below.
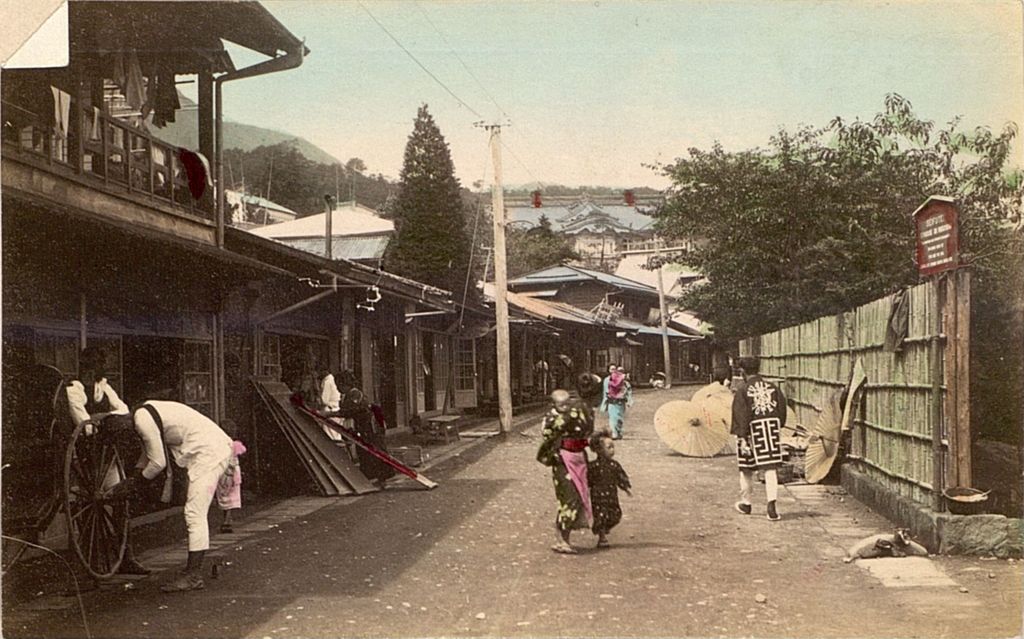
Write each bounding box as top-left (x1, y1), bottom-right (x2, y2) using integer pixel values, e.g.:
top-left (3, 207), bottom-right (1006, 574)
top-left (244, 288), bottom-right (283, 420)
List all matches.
top-left (88, 335), bottom-right (123, 395)
top-left (455, 339), bottom-right (475, 391)
top-left (34, 330), bottom-right (79, 382)
top-left (432, 337), bottom-right (449, 394)
top-left (414, 333), bottom-right (425, 411)
top-left (260, 333), bottom-right (281, 380)
top-left (182, 340), bottom-right (212, 417)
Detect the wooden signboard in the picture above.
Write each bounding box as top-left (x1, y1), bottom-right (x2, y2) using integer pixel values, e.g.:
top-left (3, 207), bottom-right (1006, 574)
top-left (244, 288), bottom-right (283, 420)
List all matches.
top-left (913, 196), bottom-right (960, 277)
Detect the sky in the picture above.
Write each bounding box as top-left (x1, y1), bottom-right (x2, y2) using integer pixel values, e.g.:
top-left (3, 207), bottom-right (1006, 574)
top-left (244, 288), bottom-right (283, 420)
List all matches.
top-left (206, 0), bottom-right (1023, 190)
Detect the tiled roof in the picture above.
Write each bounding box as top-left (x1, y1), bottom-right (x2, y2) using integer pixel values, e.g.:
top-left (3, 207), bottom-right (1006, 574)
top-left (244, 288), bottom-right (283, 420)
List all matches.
top-left (482, 283), bottom-right (696, 340)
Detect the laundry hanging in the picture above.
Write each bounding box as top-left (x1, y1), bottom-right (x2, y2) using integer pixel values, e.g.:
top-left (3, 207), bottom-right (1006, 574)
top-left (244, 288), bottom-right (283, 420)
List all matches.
top-left (124, 50), bottom-right (146, 110)
top-left (883, 288), bottom-right (910, 353)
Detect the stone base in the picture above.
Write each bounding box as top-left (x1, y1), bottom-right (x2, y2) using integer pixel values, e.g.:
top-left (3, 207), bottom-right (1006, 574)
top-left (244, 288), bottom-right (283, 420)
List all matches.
top-left (842, 464), bottom-right (1023, 557)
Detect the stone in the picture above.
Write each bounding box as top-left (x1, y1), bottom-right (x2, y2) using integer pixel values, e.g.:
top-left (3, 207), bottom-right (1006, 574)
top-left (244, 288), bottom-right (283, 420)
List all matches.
top-left (475, 612), bottom-right (486, 620)
top-left (755, 594), bottom-right (767, 604)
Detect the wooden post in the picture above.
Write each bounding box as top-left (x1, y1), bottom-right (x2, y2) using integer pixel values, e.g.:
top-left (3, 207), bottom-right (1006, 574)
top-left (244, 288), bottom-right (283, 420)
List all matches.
top-left (953, 270), bottom-right (971, 486)
top-left (930, 277), bottom-right (946, 511)
top-left (488, 125), bottom-right (512, 434)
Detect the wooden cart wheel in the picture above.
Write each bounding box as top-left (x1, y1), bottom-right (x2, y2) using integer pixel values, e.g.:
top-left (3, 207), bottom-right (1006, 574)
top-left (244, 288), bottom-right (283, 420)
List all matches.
top-left (63, 423), bottom-right (129, 579)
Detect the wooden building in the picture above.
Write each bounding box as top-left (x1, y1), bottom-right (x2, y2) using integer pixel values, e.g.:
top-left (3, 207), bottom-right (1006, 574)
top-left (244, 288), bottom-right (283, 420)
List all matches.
top-left (0, 1), bottom-right (475, 501)
top-left (502, 265), bottom-right (706, 386)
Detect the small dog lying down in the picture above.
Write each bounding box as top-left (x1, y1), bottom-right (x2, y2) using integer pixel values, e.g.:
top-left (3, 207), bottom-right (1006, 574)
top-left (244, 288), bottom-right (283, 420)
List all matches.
top-left (843, 528), bottom-right (929, 562)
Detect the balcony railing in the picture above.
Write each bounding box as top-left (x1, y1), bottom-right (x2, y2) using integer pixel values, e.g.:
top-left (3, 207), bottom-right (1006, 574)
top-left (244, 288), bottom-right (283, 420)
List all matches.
top-left (2, 97), bottom-right (212, 221)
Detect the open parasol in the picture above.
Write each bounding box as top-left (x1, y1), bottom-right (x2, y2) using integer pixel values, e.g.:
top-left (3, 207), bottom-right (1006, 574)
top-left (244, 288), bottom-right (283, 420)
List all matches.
top-left (804, 388), bottom-right (844, 483)
top-left (690, 383), bottom-right (736, 454)
top-left (655, 400), bottom-right (733, 457)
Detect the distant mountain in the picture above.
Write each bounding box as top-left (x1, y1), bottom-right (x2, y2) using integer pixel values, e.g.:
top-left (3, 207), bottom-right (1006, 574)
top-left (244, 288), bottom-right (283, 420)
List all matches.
top-left (151, 94), bottom-right (340, 166)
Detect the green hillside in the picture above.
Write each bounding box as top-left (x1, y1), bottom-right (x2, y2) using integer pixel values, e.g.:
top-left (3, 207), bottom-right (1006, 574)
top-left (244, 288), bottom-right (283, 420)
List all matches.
top-left (151, 95), bottom-right (340, 166)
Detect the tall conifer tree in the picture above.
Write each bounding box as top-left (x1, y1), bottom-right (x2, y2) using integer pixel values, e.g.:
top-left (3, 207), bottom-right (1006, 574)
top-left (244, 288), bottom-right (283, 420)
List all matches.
top-left (385, 105), bottom-right (472, 296)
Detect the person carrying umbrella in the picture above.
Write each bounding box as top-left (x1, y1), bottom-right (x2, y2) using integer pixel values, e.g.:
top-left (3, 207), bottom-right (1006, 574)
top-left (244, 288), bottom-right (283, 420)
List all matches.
top-left (730, 356), bottom-right (786, 521)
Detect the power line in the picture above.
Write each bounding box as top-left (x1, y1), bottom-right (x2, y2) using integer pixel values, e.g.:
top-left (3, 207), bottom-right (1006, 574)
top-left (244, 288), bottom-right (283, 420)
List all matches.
top-left (358, 1), bottom-right (483, 119)
top-left (415, 1), bottom-right (510, 121)
top-left (501, 137), bottom-right (545, 190)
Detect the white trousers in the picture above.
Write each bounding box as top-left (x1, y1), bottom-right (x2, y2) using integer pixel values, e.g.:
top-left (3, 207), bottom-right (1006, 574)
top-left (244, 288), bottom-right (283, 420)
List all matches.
top-left (739, 468), bottom-right (778, 504)
top-left (184, 455), bottom-right (231, 552)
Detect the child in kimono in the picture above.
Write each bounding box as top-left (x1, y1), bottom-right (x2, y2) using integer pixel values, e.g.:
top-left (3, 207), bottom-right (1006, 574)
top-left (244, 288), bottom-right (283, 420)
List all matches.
top-left (537, 389), bottom-right (594, 554)
top-left (588, 433), bottom-right (632, 548)
top-left (217, 440), bottom-right (247, 533)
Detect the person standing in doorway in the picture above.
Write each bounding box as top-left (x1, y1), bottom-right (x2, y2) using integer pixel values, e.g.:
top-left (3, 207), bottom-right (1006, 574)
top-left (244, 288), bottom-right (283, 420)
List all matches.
top-left (730, 356), bottom-right (787, 521)
top-left (110, 400), bottom-right (234, 591)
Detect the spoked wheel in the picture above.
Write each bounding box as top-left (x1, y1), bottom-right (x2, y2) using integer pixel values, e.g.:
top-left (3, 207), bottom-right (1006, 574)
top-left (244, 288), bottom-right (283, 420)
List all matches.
top-left (63, 423), bottom-right (129, 579)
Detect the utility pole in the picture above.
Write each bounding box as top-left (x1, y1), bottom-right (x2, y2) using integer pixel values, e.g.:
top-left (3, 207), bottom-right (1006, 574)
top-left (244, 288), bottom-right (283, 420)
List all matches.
top-left (481, 123), bottom-right (512, 434)
top-left (324, 195), bottom-right (335, 260)
top-left (654, 236), bottom-right (672, 388)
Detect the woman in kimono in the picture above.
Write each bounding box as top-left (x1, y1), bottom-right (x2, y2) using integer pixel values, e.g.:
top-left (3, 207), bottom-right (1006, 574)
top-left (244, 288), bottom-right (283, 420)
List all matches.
top-left (536, 374), bottom-right (601, 554)
top-left (600, 365), bottom-right (633, 440)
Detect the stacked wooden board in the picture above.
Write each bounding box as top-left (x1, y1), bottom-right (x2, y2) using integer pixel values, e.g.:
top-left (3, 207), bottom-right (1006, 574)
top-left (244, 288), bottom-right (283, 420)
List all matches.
top-left (254, 381), bottom-right (377, 496)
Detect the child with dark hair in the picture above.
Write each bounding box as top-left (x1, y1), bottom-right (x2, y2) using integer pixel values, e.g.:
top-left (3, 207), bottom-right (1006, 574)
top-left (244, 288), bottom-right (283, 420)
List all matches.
top-left (587, 432), bottom-right (632, 548)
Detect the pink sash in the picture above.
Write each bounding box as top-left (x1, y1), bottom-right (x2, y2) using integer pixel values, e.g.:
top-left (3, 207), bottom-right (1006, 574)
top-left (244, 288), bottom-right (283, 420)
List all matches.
top-left (559, 449), bottom-right (593, 525)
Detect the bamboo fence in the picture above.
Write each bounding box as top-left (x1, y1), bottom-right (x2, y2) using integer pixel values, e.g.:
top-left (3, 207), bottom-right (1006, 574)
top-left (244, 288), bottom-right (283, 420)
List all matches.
top-left (740, 271), bottom-right (971, 508)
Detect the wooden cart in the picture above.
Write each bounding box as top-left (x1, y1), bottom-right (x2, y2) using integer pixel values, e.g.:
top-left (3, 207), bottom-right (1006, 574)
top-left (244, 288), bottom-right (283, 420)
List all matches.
top-left (2, 365), bottom-right (131, 579)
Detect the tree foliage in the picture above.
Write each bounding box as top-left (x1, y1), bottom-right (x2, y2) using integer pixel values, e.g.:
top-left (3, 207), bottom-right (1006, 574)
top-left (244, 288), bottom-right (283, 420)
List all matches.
top-left (384, 105), bottom-right (475, 297)
top-left (506, 214), bottom-right (580, 279)
top-left (223, 143), bottom-right (394, 216)
top-left (654, 94), bottom-right (1023, 341)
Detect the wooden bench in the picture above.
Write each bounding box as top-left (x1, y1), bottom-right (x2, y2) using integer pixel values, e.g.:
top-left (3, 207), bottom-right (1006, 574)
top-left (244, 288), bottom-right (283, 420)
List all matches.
top-left (423, 415), bottom-right (461, 444)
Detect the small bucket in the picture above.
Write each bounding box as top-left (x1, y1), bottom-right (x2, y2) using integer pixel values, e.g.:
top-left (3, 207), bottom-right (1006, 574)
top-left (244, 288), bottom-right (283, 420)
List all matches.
top-left (943, 487), bottom-right (990, 515)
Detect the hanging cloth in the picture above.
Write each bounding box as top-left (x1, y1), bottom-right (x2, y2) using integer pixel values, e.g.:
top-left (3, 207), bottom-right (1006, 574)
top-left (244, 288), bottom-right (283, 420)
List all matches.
top-left (177, 148), bottom-right (213, 199)
top-left (50, 86), bottom-right (71, 138)
top-left (112, 51), bottom-right (126, 93)
top-left (124, 49), bottom-right (146, 110)
top-left (883, 288), bottom-right (910, 353)
top-left (151, 65), bottom-right (180, 127)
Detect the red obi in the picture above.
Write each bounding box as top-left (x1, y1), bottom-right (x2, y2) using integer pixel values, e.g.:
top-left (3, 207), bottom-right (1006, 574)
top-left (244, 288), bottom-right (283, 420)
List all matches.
top-left (560, 438), bottom-right (588, 452)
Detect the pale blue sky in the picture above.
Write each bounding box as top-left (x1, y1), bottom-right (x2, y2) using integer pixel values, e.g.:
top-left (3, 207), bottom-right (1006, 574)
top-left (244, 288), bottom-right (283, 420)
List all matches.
top-left (210, 0), bottom-right (1023, 189)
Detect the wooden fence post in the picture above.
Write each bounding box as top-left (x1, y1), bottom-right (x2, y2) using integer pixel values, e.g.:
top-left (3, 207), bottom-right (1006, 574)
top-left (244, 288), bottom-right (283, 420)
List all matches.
top-left (931, 277), bottom-right (946, 511)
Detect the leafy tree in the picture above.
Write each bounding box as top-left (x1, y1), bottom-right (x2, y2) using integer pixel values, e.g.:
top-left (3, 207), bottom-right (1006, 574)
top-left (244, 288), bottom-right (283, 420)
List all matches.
top-left (223, 143), bottom-right (393, 215)
top-left (345, 157), bottom-right (367, 174)
top-left (654, 94), bottom-right (1023, 445)
top-left (653, 94), bottom-right (1022, 342)
top-left (384, 105), bottom-right (474, 296)
top-left (506, 214), bottom-right (579, 278)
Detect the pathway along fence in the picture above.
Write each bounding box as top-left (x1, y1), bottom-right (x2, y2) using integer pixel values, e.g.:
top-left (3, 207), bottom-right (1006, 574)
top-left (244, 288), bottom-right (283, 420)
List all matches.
top-left (740, 270), bottom-right (971, 511)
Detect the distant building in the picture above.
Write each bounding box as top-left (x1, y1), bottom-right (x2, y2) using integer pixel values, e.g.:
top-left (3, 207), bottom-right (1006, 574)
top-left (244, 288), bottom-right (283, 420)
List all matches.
top-left (505, 195), bottom-right (660, 271)
top-left (247, 200), bottom-right (393, 266)
top-left (504, 264), bottom-right (710, 383)
top-left (226, 190), bottom-right (298, 229)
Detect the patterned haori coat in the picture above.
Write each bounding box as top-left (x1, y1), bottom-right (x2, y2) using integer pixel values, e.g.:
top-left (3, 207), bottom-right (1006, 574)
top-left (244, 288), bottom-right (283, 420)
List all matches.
top-left (731, 374), bottom-right (787, 470)
top-left (588, 457), bottom-right (631, 535)
top-left (537, 403), bottom-right (594, 532)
